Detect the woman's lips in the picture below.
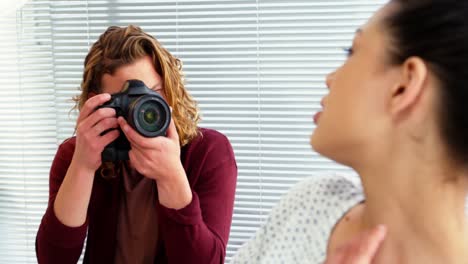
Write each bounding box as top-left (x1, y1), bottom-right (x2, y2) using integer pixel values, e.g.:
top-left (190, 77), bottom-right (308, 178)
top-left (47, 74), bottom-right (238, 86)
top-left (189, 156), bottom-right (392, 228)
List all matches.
top-left (313, 111), bottom-right (322, 124)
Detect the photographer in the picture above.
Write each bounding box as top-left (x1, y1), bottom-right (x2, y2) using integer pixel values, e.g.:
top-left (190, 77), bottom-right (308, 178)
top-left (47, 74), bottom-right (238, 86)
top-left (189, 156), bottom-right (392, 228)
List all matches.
top-left (36, 25), bottom-right (237, 264)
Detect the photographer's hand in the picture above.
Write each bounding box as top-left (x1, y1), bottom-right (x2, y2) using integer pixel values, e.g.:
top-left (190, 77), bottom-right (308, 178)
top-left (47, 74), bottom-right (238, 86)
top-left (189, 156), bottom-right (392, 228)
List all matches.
top-left (73, 93), bottom-right (120, 172)
top-left (54, 93), bottom-right (120, 227)
top-left (118, 116), bottom-right (193, 209)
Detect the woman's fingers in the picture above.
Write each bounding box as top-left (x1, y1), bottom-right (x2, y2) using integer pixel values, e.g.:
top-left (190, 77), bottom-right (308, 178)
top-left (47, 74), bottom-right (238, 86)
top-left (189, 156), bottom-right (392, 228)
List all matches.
top-left (92, 116), bottom-right (119, 137)
top-left (72, 93), bottom-right (121, 172)
top-left (326, 225), bottom-right (387, 264)
top-left (77, 108), bottom-right (117, 136)
top-left (77, 93), bottom-right (111, 123)
top-left (352, 225), bottom-right (387, 262)
top-left (165, 117), bottom-right (179, 144)
top-left (99, 129), bottom-right (120, 148)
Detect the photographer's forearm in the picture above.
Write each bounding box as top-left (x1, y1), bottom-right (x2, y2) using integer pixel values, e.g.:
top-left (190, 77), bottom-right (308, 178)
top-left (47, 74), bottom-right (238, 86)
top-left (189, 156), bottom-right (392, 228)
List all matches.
top-left (53, 160), bottom-right (95, 227)
top-left (158, 159), bottom-right (237, 263)
top-left (156, 168), bottom-right (193, 210)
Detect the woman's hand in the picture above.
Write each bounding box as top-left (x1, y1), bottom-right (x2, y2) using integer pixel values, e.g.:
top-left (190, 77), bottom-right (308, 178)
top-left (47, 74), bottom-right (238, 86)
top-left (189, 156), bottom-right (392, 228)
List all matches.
top-left (73, 93), bottom-right (120, 173)
top-left (54, 93), bottom-right (120, 227)
top-left (325, 225), bottom-right (387, 264)
top-left (118, 116), bottom-right (192, 209)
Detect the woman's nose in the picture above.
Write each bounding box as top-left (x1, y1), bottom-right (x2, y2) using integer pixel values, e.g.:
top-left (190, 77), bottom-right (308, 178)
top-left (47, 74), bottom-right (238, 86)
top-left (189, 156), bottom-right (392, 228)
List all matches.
top-left (325, 70), bottom-right (336, 89)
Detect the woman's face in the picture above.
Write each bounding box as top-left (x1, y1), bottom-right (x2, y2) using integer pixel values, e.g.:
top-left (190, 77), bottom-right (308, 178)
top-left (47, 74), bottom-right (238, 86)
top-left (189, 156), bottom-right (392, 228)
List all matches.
top-left (310, 5), bottom-right (400, 166)
top-left (100, 55), bottom-right (165, 98)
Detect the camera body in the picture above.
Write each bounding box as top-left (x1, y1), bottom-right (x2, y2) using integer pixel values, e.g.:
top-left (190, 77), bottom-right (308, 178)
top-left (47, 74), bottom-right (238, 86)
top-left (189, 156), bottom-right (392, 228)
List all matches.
top-left (98, 79), bottom-right (171, 162)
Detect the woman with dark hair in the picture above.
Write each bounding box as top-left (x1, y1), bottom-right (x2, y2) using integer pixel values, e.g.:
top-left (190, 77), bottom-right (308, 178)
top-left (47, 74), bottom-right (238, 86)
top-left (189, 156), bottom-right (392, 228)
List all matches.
top-left (36, 25), bottom-right (237, 264)
top-left (232, 0), bottom-right (468, 263)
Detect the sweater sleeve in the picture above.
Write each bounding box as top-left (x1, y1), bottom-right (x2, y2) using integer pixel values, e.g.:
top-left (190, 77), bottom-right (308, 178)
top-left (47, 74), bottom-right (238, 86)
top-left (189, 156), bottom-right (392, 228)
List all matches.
top-left (158, 130), bottom-right (238, 264)
top-left (36, 138), bottom-right (88, 264)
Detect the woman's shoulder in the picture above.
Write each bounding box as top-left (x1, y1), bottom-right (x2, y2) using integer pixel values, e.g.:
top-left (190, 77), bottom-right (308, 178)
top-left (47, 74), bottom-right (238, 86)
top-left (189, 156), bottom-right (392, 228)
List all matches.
top-left (182, 127), bottom-right (236, 173)
top-left (54, 137), bottom-right (77, 161)
top-left (186, 127), bottom-right (234, 160)
top-left (197, 127), bottom-right (230, 145)
top-left (48, 137), bottom-right (77, 182)
top-left (272, 173), bottom-right (363, 224)
top-left (289, 173), bottom-right (362, 203)
top-left (230, 173), bottom-right (364, 263)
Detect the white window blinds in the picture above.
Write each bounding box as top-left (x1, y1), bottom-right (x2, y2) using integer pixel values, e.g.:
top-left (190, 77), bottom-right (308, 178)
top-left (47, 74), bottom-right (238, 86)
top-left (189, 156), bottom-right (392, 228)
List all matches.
top-left (0, 0), bottom-right (385, 262)
top-left (0, 2), bottom-right (56, 263)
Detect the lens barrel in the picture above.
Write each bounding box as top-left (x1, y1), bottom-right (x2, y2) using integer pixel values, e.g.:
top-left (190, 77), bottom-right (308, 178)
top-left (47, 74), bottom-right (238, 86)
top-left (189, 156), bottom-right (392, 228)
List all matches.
top-left (128, 95), bottom-right (171, 137)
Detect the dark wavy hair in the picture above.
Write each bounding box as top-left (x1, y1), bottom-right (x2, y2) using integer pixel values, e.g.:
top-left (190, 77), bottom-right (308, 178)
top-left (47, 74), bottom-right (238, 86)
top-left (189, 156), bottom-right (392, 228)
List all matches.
top-left (385, 0), bottom-right (468, 164)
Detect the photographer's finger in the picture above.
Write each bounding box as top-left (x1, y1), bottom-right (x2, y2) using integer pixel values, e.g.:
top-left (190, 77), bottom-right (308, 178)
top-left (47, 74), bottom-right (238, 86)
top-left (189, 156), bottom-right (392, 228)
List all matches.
top-left (80, 108), bottom-right (116, 132)
top-left (99, 129), bottom-right (120, 148)
top-left (118, 117), bottom-right (152, 149)
top-left (166, 116), bottom-right (179, 143)
top-left (92, 117), bottom-right (119, 137)
top-left (128, 149), bottom-right (144, 172)
top-left (78, 93), bottom-right (112, 123)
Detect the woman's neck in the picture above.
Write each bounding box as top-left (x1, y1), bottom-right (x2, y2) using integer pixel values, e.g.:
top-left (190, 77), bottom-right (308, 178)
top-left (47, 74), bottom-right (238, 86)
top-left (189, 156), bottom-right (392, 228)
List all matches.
top-left (355, 145), bottom-right (468, 264)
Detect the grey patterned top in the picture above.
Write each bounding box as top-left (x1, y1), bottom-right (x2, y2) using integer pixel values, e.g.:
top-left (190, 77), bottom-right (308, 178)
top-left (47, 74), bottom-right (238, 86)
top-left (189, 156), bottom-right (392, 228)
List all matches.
top-left (230, 173), bottom-right (365, 264)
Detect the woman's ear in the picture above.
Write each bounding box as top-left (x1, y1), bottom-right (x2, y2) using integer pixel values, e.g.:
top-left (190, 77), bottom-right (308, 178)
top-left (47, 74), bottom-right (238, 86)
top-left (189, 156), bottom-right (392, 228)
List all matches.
top-left (389, 56), bottom-right (428, 117)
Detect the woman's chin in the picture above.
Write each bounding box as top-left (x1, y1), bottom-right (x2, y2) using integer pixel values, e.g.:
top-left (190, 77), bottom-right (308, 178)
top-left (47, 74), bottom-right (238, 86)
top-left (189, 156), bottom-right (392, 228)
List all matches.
top-left (310, 130), bottom-right (338, 161)
top-left (309, 130), bottom-right (323, 153)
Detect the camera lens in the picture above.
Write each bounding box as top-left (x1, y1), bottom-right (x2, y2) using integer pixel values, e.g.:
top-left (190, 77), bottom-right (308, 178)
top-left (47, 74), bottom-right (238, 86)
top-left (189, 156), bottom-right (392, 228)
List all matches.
top-left (129, 95), bottom-right (170, 137)
top-left (138, 101), bottom-right (164, 132)
top-left (143, 108), bottom-right (156, 124)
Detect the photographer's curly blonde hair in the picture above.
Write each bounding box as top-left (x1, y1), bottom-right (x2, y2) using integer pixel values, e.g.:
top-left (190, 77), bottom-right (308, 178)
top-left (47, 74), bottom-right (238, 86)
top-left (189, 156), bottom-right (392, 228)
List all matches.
top-left (74, 25), bottom-right (200, 147)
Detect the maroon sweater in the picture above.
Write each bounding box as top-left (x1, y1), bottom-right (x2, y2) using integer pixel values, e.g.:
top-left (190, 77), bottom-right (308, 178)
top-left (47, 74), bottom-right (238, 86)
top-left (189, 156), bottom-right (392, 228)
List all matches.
top-left (36, 128), bottom-right (237, 264)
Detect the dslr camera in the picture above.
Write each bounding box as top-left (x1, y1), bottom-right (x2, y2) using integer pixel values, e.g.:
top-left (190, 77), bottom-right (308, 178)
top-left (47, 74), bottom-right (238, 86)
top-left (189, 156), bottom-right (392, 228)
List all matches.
top-left (98, 79), bottom-right (171, 162)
